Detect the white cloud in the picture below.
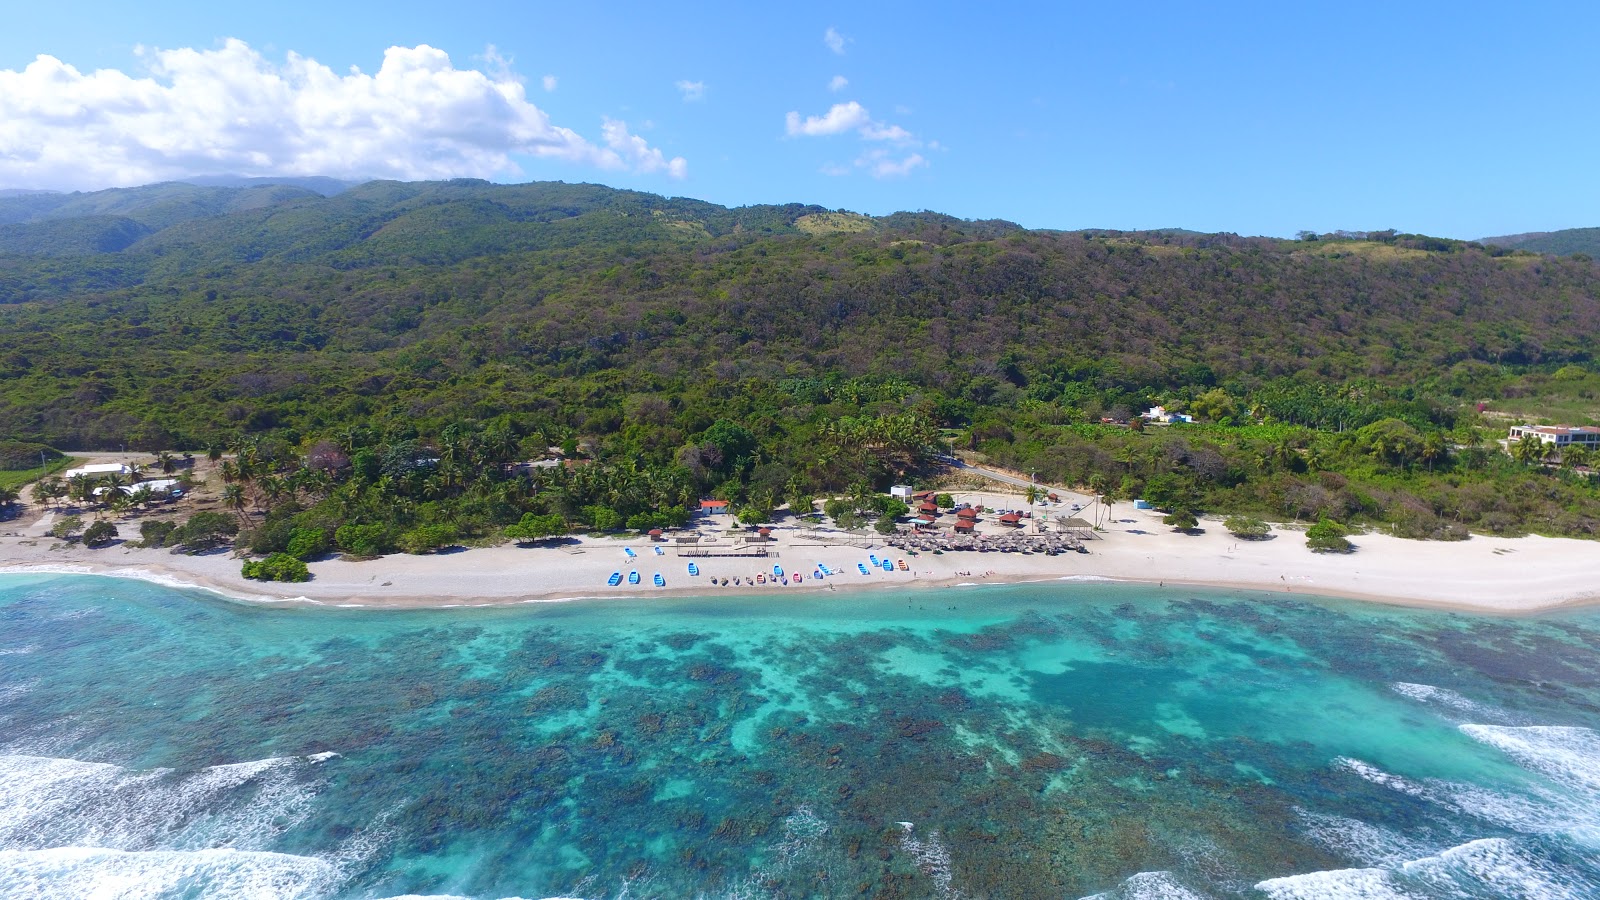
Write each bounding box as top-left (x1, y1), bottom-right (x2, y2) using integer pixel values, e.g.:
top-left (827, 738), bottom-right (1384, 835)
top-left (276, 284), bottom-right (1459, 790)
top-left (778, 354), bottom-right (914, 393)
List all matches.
top-left (0, 40), bottom-right (686, 190)
top-left (859, 122), bottom-right (913, 142)
top-left (601, 117), bottom-right (687, 179)
top-left (819, 162), bottom-right (851, 177)
top-left (542, 74), bottom-right (557, 92)
top-left (785, 101), bottom-right (871, 137)
top-left (823, 27), bottom-right (847, 55)
top-left (828, 75), bottom-right (848, 92)
top-left (675, 79), bottom-right (705, 102)
top-left (857, 149), bottom-right (926, 178)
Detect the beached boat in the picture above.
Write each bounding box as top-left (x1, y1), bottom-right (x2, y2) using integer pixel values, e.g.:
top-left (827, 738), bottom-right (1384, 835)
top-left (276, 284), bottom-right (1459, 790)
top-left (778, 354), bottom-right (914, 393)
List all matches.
top-left (773, 565), bottom-right (783, 579)
top-left (687, 562), bottom-right (700, 576)
top-left (857, 563), bottom-right (869, 575)
top-left (791, 573), bottom-right (801, 584)
top-left (653, 573), bottom-right (665, 587)
top-left (756, 573), bottom-right (765, 584)
top-left (607, 572), bottom-right (622, 586)
top-left (627, 571), bottom-right (640, 585)
top-left (897, 560), bottom-right (908, 571)
top-left (624, 547), bottom-right (636, 558)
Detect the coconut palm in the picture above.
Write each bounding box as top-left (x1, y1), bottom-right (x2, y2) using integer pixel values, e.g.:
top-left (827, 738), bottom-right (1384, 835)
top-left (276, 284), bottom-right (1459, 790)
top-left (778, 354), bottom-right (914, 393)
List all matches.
top-left (1512, 434), bottom-right (1547, 467)
top-left (1562, 444), bottom-right (1590, 472)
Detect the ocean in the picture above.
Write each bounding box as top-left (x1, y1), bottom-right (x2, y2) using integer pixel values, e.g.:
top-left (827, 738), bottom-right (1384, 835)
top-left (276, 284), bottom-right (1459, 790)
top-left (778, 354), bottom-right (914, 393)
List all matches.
top-left (1, 572), bottom-right (1598, 899)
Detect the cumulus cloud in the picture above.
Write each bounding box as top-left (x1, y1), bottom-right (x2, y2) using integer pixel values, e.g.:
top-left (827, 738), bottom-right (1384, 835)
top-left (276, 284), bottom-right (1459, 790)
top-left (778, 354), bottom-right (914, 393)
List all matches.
top-left (541, 74), bottom-right (557, 91)
top-left (857, 149), bottom-right (926, 178)
top-left (675, 79), bottom-right (705, 101)
top-left (785, 101), bottom-right (871, 137)
top-left (828, 75), bottom-right (848, 92)
top-left (601, 117), bottom-right (687, 179)
top-left (785, 100), bottom-right (929, 178)
top-left (823, 27), bottom-right (847, 55)
top-left (0, 39), bottom-right (686, 190)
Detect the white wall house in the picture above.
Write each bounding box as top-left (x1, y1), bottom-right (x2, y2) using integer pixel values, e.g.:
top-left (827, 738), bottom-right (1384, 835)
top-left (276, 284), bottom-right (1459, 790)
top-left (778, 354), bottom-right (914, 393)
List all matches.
top-left (1507, 425), bottom-right (1600, 448)
top-left (64, 463), bottom-right (132, 479)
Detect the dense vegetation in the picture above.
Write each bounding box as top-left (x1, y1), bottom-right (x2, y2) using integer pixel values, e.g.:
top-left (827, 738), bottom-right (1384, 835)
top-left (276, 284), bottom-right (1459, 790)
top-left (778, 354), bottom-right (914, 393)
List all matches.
top-left (4, 179), bottom-right (1600, 548)
top-left (1481, 227), bottom-right (1600, 260)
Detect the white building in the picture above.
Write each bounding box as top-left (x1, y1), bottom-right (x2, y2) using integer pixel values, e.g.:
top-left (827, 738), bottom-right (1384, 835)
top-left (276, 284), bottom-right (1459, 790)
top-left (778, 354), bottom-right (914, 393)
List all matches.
top-left (63, 463), bottom-right (132, 480)
top-left (1507, 425), bottom-right (1600, 448)
top-left (1142, 406), bottom-right (1194, 424)
top-left (890, 485), bottom-right (914, 501)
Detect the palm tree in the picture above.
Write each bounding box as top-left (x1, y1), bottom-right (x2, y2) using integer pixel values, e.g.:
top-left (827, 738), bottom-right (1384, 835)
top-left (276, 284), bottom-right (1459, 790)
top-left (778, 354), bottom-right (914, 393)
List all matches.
top-left (1562, 444), bottom-right (1590, 472)
top-left (221, 484), bottom-right (248, 524)
top-left (155, 451), bottom-right (176, 475)
top-left (0, 486), bottom-right (19, 512)
top-left (1420, 432), bottom-right (1448, 473)
top-left (1512, 434), bottom-right (1547, 467)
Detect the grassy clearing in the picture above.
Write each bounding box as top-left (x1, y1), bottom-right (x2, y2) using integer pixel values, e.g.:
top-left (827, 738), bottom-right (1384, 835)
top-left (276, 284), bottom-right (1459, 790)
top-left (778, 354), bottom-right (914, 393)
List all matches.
top-left (795, 212), bottom-right (877, 235)
top-left (0, 456), bottom-right (76, 492)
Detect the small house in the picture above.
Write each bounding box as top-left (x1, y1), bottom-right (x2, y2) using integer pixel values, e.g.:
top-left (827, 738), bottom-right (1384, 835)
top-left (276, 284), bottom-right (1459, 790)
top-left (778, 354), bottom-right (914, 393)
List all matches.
top-left (956, 507), bottom-right (978, 520)
top-left (699, 499), bottom-right (730, 515)
top-left (953, 520), bottom-right (976, 533)
top-left (998, 512), bottom-right (1023, 527)
top-left (648, 529), bottom-right (665, 542)
top-left (890, 485), bottom-right (914, 501)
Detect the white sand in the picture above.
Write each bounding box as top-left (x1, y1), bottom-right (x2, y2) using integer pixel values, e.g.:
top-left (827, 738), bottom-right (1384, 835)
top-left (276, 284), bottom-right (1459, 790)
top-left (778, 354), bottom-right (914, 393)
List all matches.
top-left (2, 504), bottom-right (1598, 614)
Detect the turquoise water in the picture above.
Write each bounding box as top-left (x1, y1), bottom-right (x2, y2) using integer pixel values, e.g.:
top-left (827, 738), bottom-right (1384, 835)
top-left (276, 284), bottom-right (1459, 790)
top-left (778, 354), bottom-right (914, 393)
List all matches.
top-left (2, 574), bottom-right (1600, 899)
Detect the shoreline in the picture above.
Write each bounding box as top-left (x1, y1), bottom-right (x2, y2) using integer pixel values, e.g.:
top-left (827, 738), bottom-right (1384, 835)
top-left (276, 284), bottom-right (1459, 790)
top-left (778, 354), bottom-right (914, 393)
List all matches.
top-left (5, 511), bottom-right (1600, 617)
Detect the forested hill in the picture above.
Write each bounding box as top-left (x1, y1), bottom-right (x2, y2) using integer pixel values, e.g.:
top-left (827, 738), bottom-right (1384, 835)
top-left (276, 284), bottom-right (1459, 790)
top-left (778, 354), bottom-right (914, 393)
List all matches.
top-left (1480, 227), bottom-right (1600, 259)
top-left (0, 177), bottom-right (1598, 450)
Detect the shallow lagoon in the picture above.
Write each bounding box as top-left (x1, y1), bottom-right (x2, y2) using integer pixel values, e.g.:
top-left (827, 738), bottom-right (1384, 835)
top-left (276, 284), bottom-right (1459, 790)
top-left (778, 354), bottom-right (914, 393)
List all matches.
top-left (2, 573), bottom-right (1599, 898)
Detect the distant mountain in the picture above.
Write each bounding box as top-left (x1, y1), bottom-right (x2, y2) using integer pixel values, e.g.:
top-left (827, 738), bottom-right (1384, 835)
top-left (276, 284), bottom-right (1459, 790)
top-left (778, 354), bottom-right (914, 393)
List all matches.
top-left (178, 175), bottom-right (361, 196)
top-left (1480, 227), bottom-right (1600, 258)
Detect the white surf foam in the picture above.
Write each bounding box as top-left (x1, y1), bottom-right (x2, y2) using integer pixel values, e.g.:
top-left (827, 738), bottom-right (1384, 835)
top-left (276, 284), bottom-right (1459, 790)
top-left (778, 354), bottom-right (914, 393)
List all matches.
top-left (896, 822), bottom-right (959, 899)
top-left (0, 752), bottom-right (328, 853)
top-left (1390, 682), bottom-right (1523, 724)
top-left (1461, 724), bottom-right (1600, 795)
top-left (0, 845), bottom-right (342, 900)
top-left (1079, 870), bottom-right (1211, 899)
top-left (1255, 865), bottom-right (1411, 899)
top-left (0, 645), bottom-right (38, 656)
top-left (0, 681), bottom-right (36, 705)
top-left (1259, 837), bottom-right (1591, 900)
top-left (1293, 809), bottom-right (1431, 869)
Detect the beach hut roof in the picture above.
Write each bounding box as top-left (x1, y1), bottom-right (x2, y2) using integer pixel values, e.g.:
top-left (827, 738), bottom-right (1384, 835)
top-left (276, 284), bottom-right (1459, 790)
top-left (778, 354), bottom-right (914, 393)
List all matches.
top-left (956, 507), bottom-right (978, 519)
top-left (953, 520), bottom-right (976, 531)
top-left (999, 512), bottom-right (1023, 523)
top-left (700, 499), bottom-right (729, 510)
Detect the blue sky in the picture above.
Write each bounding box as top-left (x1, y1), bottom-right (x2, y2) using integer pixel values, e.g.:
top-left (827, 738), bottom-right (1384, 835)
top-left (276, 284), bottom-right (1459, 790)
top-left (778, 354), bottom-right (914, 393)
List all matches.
top-left (2, 1), bottom-right (1596, 238)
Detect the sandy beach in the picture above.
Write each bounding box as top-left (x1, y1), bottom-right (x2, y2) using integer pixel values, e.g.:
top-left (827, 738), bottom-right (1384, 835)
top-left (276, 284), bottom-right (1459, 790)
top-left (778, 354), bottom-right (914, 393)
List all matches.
top-left (3, 492), bottom-right (1598, 614)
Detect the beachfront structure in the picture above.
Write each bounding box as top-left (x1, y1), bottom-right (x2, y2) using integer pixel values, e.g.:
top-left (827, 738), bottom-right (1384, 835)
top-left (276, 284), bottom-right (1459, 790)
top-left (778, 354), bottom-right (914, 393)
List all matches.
top-left (890, 485), bottom-right (914, 501)
top-left (1507, 425), bottom-right (1600, 448)
top-left (64, 463), bottom-right (132, 480)
top-left (1142, 406), bottom-right (1194, 424)
top-left (699, 499), bottom-right (730, 516)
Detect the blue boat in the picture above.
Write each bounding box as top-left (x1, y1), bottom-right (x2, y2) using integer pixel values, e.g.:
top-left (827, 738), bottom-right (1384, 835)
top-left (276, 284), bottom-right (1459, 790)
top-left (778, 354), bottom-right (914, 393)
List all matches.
top-left (607, 572), bottom-right (622, 586)
top-left (627, 571), bottom-right (640, 585)
top-left (857, 563), bottom-right (869, 575)
top-left (653, 573), bottom-right (666, 587)
top-left (869, 554), bottom-right (880, 566)
top-left (687, 563), bottom-right (699, 576)
top-left (813, 570), bottom-right (822, 580)
top-left (882, 559), bottom-right (894, 572)
top-left (654, 546), bottom-right (664, 556)
top-left (773, 565), bottom-right (783, 578)
top-left (624, 547), bottom-right (637, 558)
top-left (818, 564), bottom-right (833, 576)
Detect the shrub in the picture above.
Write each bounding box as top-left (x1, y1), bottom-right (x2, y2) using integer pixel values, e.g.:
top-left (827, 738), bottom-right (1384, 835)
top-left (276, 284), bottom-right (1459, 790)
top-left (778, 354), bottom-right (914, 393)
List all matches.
top-left (874, 516), bottom-right (898, 534)
top-left (242, 553), bottom-right (310, 582)
top-left (1163, 510), bottom-right (1200, 531)
top-left (49, 515), bottom-right (84, 541)
top-left (1306, 518), bottom-right (1354, 553)
top-left (934, 493), bottom-right (954, 509)
top-left (505, 513), bottom-right (565, 544)
top-left (139, 519), bottom-right (178, 548)
top-left (170, 511), bottom-right (239, 553)
top-left (398, 524), bottom-right (457, 554)
top-left (81, 520), bottom-right (118, 547)
top-left (1224, 516), bottom-right (1271, 539)
top-left (335, 523), bottom-right (391, 558)
top-left (285, 527), bottom-right (330, 560)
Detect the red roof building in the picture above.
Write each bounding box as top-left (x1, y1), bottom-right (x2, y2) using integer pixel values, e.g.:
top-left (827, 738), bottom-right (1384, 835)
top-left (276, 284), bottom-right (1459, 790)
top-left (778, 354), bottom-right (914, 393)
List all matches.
top-left (700, 499), bottom-right (730, 512)
top-left (998, 512), bottom-right (1023, 527)
top-left (955, 507), bottom-right (978, 520)
top-left (953, 520), bottom-right (976, 532)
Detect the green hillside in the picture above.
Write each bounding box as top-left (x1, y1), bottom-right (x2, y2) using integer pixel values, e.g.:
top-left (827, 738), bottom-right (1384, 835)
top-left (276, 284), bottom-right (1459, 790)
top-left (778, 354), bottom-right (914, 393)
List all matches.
top-left (1480, 227), bottom-right (1600, 258)
top-left (4, 179), bottom-right (1600, 544)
